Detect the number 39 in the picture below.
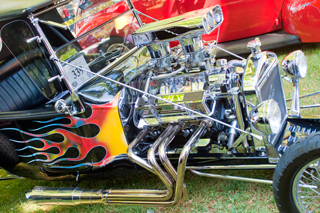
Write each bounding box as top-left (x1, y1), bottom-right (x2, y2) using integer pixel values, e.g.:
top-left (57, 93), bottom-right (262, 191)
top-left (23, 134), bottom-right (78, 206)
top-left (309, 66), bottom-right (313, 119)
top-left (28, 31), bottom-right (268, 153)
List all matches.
top-left (71, 66), bottom-right (83, 79)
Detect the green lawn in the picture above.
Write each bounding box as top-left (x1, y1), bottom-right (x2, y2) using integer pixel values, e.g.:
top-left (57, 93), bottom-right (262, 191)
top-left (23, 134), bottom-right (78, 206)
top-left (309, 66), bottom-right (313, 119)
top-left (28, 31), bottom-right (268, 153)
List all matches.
top-left (1, 42), bottom-right (320, 213)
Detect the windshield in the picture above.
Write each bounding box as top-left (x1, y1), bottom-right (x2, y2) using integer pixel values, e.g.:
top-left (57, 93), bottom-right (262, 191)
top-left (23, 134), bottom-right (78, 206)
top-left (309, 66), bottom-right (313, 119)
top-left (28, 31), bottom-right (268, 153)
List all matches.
top-left (1, 0), bottom-right (148, 104)
top-left (55, 9), bottom-right (139, 89)
top-left (55, 0), bottom-right (128, 37)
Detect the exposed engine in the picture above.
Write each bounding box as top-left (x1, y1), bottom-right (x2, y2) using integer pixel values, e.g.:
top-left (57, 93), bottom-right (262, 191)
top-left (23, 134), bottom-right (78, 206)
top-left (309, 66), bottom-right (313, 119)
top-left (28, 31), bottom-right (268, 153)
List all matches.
top-left (118, 5), bottom-right (250, 154)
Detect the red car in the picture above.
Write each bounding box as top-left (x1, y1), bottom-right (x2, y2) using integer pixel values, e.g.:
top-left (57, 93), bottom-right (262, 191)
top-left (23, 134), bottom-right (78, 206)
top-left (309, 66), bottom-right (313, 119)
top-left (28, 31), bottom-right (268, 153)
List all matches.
top-left (78, 0), bottom-right (320, 55)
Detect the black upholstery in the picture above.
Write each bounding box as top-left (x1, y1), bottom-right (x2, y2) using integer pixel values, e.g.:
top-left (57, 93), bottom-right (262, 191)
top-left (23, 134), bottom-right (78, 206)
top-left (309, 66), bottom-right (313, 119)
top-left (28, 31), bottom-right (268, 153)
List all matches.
top-left (0, 57), bottom-right (59, 112)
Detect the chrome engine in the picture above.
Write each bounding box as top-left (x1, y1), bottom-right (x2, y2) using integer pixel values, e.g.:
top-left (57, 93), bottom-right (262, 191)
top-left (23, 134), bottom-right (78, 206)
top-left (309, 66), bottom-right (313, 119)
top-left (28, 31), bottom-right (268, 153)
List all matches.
top-left (117, 5), bottom-right (255, 152)
top-left (117, 5), bottom-right (287, 154)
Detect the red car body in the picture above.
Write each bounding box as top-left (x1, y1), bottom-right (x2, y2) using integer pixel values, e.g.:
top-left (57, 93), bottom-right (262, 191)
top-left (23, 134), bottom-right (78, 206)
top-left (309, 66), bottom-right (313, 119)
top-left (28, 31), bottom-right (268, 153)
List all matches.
top-left (78, 0), bottom-right (320, 53)
top-left (132, 0), bottom-right (320, 43)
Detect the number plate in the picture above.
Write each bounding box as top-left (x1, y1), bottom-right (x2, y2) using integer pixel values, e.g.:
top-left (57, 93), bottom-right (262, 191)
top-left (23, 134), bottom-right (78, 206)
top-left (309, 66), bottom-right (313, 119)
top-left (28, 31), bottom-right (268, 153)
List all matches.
top-left (63, 55), bottom-right (94, 88)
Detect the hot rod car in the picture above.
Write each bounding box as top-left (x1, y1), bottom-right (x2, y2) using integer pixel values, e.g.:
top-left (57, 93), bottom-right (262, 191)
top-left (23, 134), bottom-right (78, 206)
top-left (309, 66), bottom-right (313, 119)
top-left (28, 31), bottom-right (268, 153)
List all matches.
top-left (76, 0), bottom-right (320, 56)
top-left (0, 0), bottom-right (319, 212)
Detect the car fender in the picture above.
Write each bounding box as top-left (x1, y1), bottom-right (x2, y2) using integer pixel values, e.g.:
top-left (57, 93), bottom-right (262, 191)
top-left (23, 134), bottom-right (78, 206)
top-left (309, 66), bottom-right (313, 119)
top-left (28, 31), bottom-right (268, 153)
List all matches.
top-left (282, 0), bottom-right (320, 42)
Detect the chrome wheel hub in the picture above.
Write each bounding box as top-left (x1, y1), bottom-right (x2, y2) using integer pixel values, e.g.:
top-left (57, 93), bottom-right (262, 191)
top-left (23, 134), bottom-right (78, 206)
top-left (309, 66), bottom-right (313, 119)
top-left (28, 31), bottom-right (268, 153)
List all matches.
top-left (293, 158), bottom-right (320, 212)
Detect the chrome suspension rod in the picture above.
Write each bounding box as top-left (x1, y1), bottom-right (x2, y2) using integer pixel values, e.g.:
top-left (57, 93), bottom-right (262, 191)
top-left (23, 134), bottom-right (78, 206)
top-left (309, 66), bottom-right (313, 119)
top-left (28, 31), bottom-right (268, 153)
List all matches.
top-left (190, 170), bottom-right (273, 185)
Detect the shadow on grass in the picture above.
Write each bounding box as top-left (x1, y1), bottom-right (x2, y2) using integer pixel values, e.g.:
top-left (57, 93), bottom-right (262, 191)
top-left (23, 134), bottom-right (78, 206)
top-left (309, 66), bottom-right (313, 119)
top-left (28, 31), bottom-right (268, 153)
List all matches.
top-left (1, 169), bottom-right (277, 213)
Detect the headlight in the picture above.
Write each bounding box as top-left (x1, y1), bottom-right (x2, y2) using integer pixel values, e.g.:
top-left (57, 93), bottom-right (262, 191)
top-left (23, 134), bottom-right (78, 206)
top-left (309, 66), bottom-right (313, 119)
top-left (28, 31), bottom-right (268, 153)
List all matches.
top-left (249, 99), bottom-right (282, 135)
top-left (281, 50), bottom-right (307, 79)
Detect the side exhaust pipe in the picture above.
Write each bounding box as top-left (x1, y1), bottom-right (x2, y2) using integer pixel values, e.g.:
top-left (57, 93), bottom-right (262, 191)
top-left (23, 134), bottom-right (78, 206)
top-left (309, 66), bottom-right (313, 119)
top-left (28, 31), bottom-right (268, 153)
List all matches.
top-left (26, 120), bottom-right (211, 206)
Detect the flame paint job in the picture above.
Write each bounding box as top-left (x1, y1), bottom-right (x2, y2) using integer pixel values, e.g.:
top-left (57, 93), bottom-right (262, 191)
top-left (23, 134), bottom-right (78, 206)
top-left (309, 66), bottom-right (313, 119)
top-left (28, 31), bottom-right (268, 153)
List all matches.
top-left (1, 94), bottom-right (128, 169)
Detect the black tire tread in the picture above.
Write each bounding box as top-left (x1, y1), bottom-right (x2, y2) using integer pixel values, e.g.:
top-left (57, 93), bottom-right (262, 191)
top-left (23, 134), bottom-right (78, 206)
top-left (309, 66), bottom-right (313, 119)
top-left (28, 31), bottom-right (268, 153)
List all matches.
top-left (0, 133), bottom-right (19, 170)
top-left (273, 132), bottom-right (320, 213)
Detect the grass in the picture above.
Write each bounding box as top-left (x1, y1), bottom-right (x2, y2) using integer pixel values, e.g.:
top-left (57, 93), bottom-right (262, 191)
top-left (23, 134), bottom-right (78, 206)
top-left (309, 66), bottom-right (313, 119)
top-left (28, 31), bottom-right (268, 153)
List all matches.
top-left (1, 42), bottom-right (320, 213)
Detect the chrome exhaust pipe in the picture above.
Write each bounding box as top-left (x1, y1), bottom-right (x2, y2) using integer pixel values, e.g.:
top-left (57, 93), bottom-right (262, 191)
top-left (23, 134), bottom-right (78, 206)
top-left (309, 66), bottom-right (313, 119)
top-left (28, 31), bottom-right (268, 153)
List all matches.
top-left (26, 187), bottom-right (107, 205)
top-left (26, 120), bottom-right (211, 206)
top-left (147, 125), bottom-right (175, 200)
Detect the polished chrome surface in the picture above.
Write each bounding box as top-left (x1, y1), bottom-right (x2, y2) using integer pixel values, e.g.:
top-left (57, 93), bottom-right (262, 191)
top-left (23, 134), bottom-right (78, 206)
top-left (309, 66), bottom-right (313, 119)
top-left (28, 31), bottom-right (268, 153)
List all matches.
top-left (33, 0), bottom-right (73, 17)
top-left (262, 134), bottom-right (279, 163)
top-left (292, 158), bottom-right (320, 212)
top-left (282, 50), bottom-right (308, 118)
top-left (249, 99), bottom-right (281, 134)
top-left (190, 170), bottom-right (273, 185)
top-left (148, 42), bottom-right (171, 59)
top-left (133, 5), bottom-right (223, 43)
top-left (282, 50), bottom-right (307, 79)
top-left (289, 78), bottom-right (301, 117)
top-left (281, 121), bottom-right (320, 153)
top-left (186, 164), bottom-right (276, 170)
top-left (228, 128), bottom-right (251, 151)
top-left (243, 50), bottom-right (287, 149)
top-left (286, 90), bottom-right (320, 102)
top-left (180, 36), bottom-right (204, 54)
top-left (151, 66), bottom-right (185, 80)
top-left (26, 120), bottom-right (211, 206)
top-left (230, 87), bottom-right (248, 147)
top-left (147, 125), bottom-right (175, 200)
top-left (159, 124), bottom-right (182, 180)
top-left (227, 120), bottom-right (238, 148)
top-left (202, 6), bottom-right (223, 34)
top-left (300, 104), bottom-right (320, 109)
top-left (54, 99), bottom-right (67, 114)
top-left (247, 38), bottom-right (261, 59)
top-left (28, 15), bottom-right (85, 115)
top-left (57, 58), bottom-right (262, 140)
top-left (127, 128), bottom-right (155, 174)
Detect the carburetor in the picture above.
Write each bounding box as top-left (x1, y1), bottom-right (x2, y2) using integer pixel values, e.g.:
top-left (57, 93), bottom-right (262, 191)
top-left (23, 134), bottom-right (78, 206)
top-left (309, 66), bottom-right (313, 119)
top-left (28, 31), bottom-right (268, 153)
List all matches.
top-left (131, 5), bottom-right (225, 127)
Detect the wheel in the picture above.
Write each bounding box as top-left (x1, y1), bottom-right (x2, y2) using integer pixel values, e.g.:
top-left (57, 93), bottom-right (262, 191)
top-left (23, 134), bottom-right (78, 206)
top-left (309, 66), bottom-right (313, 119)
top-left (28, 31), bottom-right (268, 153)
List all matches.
top-left (273, 132), bottom-right (320, 213)
top-left (0, 133), bottom-right (19, 170)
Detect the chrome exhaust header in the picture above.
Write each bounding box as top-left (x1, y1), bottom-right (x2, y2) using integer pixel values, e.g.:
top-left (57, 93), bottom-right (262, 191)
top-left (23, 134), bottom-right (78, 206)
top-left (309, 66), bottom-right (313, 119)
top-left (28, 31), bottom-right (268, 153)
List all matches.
top-left (26, 120), bottom-right (211, 206)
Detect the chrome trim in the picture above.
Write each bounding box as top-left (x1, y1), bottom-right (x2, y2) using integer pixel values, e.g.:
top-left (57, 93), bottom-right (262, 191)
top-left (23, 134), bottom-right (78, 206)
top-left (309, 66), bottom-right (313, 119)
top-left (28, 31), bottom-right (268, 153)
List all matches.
top-left (127, 128), bottom-right (155, 174)
top-left (26, 120), bottom-right (211, 206)
top-left (286, 90), bottom-right (320, 102)
top-left (263, 134), bottom-right (280, 163)
top-left (159, 124), bottom-right (182, 179)
top-left (133, 5), bottom-right (223, 44)
top-left (289, 78), bottom-right (300, 117)
top-left (228, 128), bottom-right (251, 151)
top-left (57, 58), bottom-right (262, 140)
top-left (147, 125), bottom-right (175, 200)
top-left (38, 20), bottom-right (68, 30)
top-left (190, 170), bottom-right (273, 185)
top-left (186, 164), bottom-right (276, 170)
top-left (300, 104), bottom-right (320, 109)
top-left (151, 66), bottom-right (185, 80)
top-left (230, 88), bottom-right (248, 147)
top-left (33, 0), bottom-right (73, 17)
top-left (292, 158), bottom-right (320, 212)
top-left (28, 15), bottom-right (85, 115)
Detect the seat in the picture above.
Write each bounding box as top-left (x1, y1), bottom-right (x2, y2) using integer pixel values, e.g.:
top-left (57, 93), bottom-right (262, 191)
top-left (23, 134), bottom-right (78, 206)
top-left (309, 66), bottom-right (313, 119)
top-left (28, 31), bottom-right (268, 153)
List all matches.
top-left (0, 53), bottom-right (61, 112)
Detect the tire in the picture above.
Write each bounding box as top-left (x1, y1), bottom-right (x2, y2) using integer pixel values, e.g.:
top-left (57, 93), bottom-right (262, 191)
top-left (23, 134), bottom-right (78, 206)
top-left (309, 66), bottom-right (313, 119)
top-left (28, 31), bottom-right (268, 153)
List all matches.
top-left (273, 132), bottom-right (320, 213)
top-left (0, 133), bottom-right (19, 170)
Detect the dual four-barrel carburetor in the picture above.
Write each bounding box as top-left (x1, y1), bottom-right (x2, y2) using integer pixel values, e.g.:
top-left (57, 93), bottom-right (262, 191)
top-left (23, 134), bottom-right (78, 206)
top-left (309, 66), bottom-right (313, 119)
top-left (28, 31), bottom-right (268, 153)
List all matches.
top-left (130, 6), bottom-right (225, 127)
top-left (132, 5), bottom-right (223, 72)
